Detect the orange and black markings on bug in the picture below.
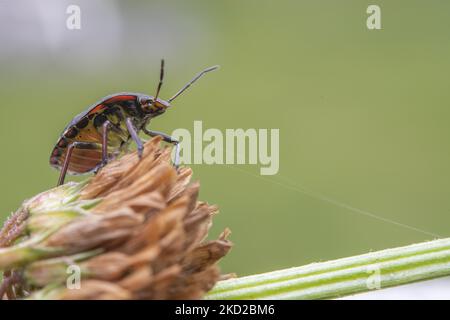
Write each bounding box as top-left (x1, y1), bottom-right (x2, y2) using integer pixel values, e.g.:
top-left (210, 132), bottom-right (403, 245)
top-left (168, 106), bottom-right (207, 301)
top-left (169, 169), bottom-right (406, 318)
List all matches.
top-left (50, 60), bottom-right (218, 186)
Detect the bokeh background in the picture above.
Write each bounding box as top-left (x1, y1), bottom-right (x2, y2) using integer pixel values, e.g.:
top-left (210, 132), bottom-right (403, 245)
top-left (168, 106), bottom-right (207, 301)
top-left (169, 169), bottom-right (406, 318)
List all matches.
top-left (1, 0), bottom-right (450, 288)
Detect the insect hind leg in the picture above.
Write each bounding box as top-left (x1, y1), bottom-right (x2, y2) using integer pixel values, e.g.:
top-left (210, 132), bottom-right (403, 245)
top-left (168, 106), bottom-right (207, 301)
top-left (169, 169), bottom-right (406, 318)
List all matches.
top-left (95, 120), bottom-right (114, 171)
top-left (96, 119), bottom-right (128, 173)
top-left (57, 141), bottom-right (96, 186)
top-left (142, 128), bottom-right (180, 169)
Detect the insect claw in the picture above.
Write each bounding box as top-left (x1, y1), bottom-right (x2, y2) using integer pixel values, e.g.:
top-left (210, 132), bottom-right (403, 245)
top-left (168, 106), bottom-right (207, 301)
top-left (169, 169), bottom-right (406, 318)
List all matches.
top-left (93, 160), bottom-right (108, 174)
top-left (137, 146), bottom-right (144, 159)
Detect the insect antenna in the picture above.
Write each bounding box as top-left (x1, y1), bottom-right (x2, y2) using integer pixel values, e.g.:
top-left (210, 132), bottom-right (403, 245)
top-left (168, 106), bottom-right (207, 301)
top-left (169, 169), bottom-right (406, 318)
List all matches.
top-left (168, 65), bottom-right (219, 103)
top-left (154, 59), bottom-right (165, 102)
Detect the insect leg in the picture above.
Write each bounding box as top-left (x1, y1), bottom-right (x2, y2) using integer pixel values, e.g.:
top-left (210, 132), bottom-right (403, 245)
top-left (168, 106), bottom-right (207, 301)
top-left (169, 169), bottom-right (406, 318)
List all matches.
top-left (91, 120), bottom-right (114, 175)
top-left (142, 128), bottom-right (180, 169)
top-left (101, 120), bottom-right (112, 165)
top-left (125, 118), bottom-right (144, 158)
top-left (57, 141), bottom-right (95, 186)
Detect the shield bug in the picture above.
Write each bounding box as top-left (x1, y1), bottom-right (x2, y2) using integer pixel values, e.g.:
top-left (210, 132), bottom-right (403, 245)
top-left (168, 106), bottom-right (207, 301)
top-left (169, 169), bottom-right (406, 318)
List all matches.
top-left (50, 60), bottom-right (218, 186)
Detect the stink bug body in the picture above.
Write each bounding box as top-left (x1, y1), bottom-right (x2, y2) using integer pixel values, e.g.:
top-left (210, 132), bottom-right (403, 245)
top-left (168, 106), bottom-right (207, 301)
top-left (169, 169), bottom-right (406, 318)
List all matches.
top-left (50, 60), bottom-right (218, 186)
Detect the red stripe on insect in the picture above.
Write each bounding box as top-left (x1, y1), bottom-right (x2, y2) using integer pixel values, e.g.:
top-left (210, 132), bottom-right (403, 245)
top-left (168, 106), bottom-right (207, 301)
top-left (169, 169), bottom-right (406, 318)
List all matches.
top-left (103, 95), bottom-right (136, 104)
top-left (88, 104), bottom-right (106, 114)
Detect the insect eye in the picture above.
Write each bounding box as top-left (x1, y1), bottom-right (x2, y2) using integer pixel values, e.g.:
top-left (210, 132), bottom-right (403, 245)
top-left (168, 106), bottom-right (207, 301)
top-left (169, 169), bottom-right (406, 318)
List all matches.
top-left (139, 97), bottom-right (153, 106)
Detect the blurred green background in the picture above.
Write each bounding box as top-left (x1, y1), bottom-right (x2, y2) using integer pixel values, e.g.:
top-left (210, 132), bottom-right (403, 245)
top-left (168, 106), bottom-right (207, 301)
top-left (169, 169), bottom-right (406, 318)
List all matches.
top-left (1, 0), bottom-right (450, 277)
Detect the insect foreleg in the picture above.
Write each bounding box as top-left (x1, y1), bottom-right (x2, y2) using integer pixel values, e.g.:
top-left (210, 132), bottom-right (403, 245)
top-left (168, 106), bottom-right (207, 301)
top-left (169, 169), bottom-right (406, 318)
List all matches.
top-left (142, 128), bottom-right (180, 169)
top-left (125, 118), bottom-right (144, 158)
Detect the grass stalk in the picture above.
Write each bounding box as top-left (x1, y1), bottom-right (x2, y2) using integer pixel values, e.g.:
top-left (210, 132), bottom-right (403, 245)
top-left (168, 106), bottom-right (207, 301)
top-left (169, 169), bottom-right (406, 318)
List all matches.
top-left (207, 237), bottom-right (450, 299)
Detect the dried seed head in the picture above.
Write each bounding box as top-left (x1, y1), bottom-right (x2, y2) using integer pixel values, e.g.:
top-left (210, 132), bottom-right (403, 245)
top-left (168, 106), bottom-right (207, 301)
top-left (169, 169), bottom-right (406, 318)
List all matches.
top-left (0, 137), bottom-right (232, 300)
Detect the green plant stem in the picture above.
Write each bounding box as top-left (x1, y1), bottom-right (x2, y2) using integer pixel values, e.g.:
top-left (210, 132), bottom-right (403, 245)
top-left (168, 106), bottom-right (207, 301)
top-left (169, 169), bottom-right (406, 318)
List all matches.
top-left (206, 237), bottom-right (450, 300)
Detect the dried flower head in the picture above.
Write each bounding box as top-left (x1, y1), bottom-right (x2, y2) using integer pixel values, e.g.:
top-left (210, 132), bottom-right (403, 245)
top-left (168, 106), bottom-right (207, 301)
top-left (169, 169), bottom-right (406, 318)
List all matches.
top-left (0, 137), bottom-right (232, 299)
